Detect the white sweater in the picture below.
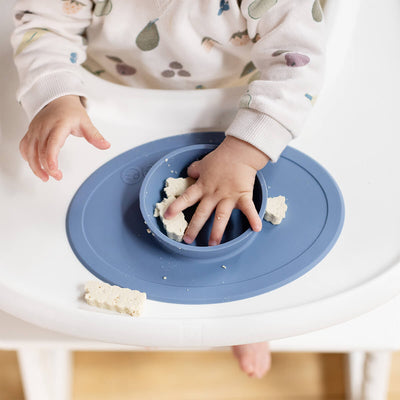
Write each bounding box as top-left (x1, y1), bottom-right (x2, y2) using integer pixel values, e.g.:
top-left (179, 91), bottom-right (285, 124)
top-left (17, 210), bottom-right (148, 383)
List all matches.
top-left (11, 0), bottom-right (325, 162)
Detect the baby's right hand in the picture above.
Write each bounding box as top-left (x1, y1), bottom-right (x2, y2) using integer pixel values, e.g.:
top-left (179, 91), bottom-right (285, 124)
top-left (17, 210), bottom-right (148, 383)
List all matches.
top-left (19, 95), bottom-right (110, 181)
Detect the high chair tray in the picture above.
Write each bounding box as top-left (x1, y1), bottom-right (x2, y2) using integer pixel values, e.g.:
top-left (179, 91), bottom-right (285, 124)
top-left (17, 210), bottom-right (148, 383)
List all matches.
top-left (66, 132), bottom-right (344, 304)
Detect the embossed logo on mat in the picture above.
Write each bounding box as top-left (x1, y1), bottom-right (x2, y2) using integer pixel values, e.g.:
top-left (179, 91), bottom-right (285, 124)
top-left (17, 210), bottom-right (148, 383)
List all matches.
top-left (121, 167), bottom-right (141, 185)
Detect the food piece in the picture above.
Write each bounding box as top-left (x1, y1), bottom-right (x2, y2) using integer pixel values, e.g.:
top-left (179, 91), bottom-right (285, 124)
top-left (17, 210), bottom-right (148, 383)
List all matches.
top-left (84, 281), bottom-right (146, 317)
top-left (154, 177), bottom-right (196, 242)
top-left (154, 196), bottom-right (188, 242)
top-left (164, 177), bottom-right (196, 198)
top-left (264, 196), bottom-right (288, 225)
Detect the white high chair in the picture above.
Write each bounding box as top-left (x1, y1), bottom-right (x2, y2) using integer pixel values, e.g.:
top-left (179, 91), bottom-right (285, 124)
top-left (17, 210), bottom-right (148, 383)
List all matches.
top-left (1, 1), bottom-right (400, 400)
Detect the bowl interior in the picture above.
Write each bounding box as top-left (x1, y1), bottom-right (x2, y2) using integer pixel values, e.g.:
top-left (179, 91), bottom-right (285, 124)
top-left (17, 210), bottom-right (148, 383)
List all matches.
top-left (142, 145), bottom-right (264, 247)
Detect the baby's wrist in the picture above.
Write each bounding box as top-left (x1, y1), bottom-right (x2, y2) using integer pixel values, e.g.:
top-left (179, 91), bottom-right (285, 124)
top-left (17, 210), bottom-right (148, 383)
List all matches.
top-left (49, 95), bottom-right (81, 106)
top-left (221, 136), bottom-right (269, 171)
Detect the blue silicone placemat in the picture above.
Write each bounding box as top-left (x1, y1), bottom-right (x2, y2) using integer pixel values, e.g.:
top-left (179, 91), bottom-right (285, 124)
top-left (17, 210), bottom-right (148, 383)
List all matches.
top-left (66, 132), bottom-right (345, 304)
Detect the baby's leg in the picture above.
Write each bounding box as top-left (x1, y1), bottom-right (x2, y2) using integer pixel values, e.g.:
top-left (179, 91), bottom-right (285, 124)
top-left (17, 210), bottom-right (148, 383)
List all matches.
top-left (231, 342), bottom-right (271, 378)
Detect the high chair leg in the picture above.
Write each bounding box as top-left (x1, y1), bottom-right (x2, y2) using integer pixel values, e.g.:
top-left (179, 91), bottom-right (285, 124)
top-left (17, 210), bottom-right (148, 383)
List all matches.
top-left (361, 351), bottom-right (391, 400)
top-left (17, 348), bottom-right (72, 400)
top-left (345, 351), bottom-right (392, 400)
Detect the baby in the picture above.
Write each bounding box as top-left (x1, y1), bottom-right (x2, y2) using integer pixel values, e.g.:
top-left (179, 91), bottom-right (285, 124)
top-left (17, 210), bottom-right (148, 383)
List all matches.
top-left (11, 0), bottom-right (325, 378)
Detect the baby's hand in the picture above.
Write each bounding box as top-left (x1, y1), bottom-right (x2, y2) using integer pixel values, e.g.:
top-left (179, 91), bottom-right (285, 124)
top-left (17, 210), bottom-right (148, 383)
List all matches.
top-left (164, 136), bottom-right (269, 245)
top-left (19, 95), bottom-right (110, 181)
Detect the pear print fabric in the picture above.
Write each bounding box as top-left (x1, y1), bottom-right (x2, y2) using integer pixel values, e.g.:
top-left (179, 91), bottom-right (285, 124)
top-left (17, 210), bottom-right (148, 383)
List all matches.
top-left (136, 19), bottom-right (160, 51)
top-left (62, 0), bottom-right (86, 15)
top-left (201, 37), bottom-right (220, 52)
top-left (12, 0), bottom-right (325, 162)
top-left (11, 0), bottom-right (93, 120)
top-left (312, 0), bottom-right (323, 22)
top-left (218, 0), bottom-right (230, 15)
top-left (272, 50), bottom-right (310, 67)
top-left (247, 0), bottom-right (277, 19)
top-left (94, 0), bottom-right (112, 16)
top-left (226, 0), bottom-right (325, 162)
top-left (161, 61), bottom-right (191, 78)
top-left (15, 28), bottom-right (49, 56)
top-left (106, 55), bottom-right (136, 75)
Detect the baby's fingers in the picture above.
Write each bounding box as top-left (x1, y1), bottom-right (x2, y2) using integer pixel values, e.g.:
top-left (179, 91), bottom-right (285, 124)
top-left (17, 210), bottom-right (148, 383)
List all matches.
top-left (45, 127), bottom-right (71, 180)
top-left (183, 197), bottom-right (217, 244)
top-left (163, 184), bottom-right (203, 219)
top-left (187, 160), bottom-right (201, 179)
top-left (208, 199), bottom-right (235, 246)
top-left (238, 195), bottom-right (262, 232)
top-left (81, 121), bottom-right (110, 150)
top-left (19, 136), bottom-right (28, 162)
top-left (27, 139), bottom-right (49, 182)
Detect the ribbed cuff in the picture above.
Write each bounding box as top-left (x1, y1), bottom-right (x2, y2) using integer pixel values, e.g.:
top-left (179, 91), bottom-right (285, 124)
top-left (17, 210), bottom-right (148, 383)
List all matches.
top-left (19, 71), bottom-right (87, 121)
top-left (225, 108), bottom-right (293, 162)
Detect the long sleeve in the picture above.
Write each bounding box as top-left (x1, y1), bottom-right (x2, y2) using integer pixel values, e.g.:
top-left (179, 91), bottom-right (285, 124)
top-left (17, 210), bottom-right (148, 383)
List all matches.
top-left (11, 0), bottom-right (93, 121)
top-left (226, 0), bottom-right (326, 162)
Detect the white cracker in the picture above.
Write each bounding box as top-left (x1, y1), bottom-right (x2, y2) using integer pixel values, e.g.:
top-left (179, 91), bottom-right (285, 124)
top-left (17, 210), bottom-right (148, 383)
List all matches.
top-left (84, 281), bottom-right (146, 317)
top-left (164, 177), bottom-right (196, 198)
top-left (154, 196), bottom-right (187, 242)
top-left (264, 195), bottom-right (288, 225)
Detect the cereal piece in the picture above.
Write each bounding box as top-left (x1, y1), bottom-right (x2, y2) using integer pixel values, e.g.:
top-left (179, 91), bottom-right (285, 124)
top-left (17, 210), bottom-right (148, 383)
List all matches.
top-left (154, 196), bottom-right (188, 242)
top-left (164, 177), bottom-right (196, 198)
top-left (264, 196), bottom-right (288, 225)
top-left (84, 281), bottom-right (146, 317)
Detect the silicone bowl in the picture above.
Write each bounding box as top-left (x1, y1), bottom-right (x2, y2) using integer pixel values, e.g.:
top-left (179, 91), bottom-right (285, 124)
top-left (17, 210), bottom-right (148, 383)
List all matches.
top-left (139, 144), bottom-right (267, 260)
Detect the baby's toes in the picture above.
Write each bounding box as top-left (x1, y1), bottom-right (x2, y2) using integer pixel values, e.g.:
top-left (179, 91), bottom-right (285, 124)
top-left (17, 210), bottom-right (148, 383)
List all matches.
top-left (238, 355), bottom-right (256, 377)
top-left (253, 356), bottom-right (271, 378)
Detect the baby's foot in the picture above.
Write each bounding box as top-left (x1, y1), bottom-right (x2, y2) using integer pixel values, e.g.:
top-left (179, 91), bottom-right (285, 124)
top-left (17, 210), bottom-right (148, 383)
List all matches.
top-left (232, 341), bottom-right (271, 378)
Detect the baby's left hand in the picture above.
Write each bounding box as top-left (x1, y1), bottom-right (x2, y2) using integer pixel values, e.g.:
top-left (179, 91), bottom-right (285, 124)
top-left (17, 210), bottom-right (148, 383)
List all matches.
top-left (163, 136), bottom-right (270, 246)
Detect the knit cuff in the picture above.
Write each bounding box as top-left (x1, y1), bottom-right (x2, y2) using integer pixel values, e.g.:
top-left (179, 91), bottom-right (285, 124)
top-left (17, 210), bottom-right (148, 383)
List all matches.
top-left (19, 71), bottom-right (87, 122)
top-left (225, 108), bottom-right (293, 162)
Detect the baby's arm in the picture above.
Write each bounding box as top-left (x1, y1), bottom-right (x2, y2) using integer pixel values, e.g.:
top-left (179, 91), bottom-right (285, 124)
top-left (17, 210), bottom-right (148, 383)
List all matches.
top-left (226, 0), bottom-right (325, 161)
top-left (166, 0), bottom-right (325, 245)
top-left (11, 1), bottom-right (108, 181)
